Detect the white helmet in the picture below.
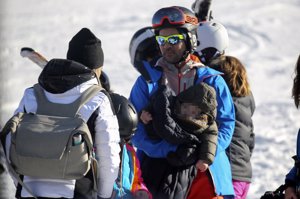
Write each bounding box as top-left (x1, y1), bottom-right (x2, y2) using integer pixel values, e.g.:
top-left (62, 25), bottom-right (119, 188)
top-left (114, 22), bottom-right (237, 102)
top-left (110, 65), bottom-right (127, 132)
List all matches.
top-left (196, 21), bottom-right (229, 58)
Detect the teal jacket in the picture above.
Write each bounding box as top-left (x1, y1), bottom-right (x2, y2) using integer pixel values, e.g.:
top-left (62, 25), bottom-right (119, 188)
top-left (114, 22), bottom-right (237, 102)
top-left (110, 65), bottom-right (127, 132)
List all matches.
top-left (112, 143), bottom-right (152, 199)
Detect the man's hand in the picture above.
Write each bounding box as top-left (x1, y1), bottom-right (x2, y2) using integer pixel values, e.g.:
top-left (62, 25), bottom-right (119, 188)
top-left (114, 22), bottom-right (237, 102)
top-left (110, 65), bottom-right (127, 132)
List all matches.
top-left (140, 110), bottom-right (153, 124)
top-left (196, 159), bottom-right (209, 172)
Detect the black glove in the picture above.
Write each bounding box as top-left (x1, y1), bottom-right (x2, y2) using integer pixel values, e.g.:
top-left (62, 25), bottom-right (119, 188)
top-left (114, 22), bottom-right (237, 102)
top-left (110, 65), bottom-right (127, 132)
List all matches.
top-left (260, 184), bottom-right (287, 199)
top-left (167, 144), bottom-right (198, 167)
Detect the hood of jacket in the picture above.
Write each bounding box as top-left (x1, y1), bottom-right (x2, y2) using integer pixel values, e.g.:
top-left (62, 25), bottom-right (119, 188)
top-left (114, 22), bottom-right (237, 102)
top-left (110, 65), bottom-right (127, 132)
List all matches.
top-left (175, 82), bottom-right (217, 121)
top-left (38, 58), bottom-right (97, 94)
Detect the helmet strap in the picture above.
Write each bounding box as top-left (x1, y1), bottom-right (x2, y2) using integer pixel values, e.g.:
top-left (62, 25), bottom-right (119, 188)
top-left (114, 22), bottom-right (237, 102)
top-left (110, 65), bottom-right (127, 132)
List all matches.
top-left (174, 51), bottom-right (190, 68)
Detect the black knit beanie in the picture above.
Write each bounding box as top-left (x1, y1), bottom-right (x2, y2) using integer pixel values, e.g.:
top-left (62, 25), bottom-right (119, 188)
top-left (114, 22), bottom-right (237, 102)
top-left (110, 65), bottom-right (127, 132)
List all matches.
top-left (67, 28), bottom-right (104, 69)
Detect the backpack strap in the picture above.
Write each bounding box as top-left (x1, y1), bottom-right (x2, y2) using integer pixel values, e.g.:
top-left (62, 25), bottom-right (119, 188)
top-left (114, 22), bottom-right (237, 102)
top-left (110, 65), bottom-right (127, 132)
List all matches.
top-left (6, 161), bottom-right (38, 199)
top-left (33, 84), bottom-right (103, 117)
top-left (101, 89), bottom-right (116, 115)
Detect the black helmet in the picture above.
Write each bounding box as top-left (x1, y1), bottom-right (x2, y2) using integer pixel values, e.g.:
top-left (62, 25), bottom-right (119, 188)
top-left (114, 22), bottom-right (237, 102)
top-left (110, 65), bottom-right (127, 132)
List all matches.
top-left (110, 93), bottom-right (138, 140)
top-left (129, 27), bottom-right (160, 66)
top-left (100, 71), bottom-right (110, 92)
top-left (152, 6), bottom-right (199, 52)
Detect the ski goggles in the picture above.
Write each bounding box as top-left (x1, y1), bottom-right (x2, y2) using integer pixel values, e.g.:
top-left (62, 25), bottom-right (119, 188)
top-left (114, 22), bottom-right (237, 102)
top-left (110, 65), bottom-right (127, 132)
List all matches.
top-left (152, 7), bottom-right (198, 28)
top-left (155, 34), bottom-right (184, 46)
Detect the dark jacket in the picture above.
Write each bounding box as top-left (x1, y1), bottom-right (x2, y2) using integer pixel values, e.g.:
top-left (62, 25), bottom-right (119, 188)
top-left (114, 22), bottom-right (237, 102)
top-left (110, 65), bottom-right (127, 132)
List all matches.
top-left (140, 155), bottom-right (198, 199)
top-left (226, 92), bottom-right (255, 182)
top-left (147, 83), bottom-right (218, 165)
top-left (140, 83), bottom-right (219, 199)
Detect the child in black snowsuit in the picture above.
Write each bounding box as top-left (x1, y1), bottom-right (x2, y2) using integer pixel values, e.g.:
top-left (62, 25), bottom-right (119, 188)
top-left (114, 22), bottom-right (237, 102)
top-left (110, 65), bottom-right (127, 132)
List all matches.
top-left (141, 82), bottom-right (218, 171)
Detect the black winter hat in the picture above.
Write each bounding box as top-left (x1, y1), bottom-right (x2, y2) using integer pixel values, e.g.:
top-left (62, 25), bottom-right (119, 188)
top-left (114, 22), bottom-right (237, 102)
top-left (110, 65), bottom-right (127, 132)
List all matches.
top-left (67, 28), bottom-right (104, 69)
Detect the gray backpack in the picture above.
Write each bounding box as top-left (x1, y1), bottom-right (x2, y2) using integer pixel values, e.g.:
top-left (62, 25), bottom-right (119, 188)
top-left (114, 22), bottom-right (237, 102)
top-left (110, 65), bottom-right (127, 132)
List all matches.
top-left (1, 83), bottom-right (102, 198)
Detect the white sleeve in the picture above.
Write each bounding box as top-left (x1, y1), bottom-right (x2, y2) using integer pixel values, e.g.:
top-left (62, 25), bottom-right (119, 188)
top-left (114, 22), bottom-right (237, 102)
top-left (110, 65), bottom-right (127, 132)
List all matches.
top-left (93, 94), bottom-right (120, 198)
top-left (7, 87), bottom-right (36, 160)
top-left (14, 88), bottom-right (37, 114)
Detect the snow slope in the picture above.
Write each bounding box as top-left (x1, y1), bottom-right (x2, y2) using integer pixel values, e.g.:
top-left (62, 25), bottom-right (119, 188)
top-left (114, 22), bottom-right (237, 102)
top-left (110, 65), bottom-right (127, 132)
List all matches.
top-left (1, 0), bottom-right (300, 198)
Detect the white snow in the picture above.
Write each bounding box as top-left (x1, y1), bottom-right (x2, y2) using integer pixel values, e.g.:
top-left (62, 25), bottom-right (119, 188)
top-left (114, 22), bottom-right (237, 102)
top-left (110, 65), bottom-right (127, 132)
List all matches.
top-left (1, 0), bottom-right (300, 198)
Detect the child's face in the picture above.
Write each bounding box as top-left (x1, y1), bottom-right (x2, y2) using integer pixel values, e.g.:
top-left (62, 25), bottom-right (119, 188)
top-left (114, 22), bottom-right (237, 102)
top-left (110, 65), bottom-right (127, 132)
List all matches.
top-left (179, 102), bottom-right (209, 124)
top-left (180, 103), bottom-right (202, 118)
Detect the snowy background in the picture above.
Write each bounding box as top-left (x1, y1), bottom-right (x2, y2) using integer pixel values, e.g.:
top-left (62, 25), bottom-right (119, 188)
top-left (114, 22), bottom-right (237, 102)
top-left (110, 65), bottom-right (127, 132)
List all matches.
top-left (1, 0), bottom-right (300, 198)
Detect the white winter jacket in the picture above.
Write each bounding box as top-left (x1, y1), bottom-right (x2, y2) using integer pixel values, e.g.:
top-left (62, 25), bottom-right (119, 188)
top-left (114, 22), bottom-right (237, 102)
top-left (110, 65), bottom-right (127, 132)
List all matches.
top-left (5, 78), bottom-right (120, 198)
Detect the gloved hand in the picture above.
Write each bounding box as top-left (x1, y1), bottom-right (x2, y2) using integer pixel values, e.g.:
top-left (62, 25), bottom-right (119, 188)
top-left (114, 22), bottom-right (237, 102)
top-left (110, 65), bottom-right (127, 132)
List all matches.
top-left (167, 144), bottom-right (198, 167)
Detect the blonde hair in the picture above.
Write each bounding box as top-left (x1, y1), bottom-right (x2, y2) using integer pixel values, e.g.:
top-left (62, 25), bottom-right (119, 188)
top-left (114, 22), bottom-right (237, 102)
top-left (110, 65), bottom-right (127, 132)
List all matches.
top-left (211, 56), bottom-right (251, 97)
top-left (93, 67), bottom-right (102, 79)
top-left (292, 55), bottom-right (300, 108)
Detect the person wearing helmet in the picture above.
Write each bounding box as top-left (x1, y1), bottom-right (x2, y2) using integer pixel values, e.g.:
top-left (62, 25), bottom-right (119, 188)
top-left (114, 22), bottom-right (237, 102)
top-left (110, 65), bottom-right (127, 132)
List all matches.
top-left (129, 26), bottom-right (161, 82)
top-left (129, 6), bottom-right (235, 199)
top-left (195, 20), bottom-right (229, 65)
top-left (99, 65), bottom-right (152, 199)
top-left (285, 55), bottom-right (300, 199)
top-left (110, 94), bottom-right (152, 199)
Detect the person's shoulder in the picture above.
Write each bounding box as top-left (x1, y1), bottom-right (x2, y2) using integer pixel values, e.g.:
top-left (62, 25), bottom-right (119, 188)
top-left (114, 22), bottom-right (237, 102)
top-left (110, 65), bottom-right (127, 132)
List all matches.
top-left (155, 56), bottom-right (165, 67)
top-left (195, 66), bottom-right (223, 83)
top-left (22, 86), bottom-right (36, 101)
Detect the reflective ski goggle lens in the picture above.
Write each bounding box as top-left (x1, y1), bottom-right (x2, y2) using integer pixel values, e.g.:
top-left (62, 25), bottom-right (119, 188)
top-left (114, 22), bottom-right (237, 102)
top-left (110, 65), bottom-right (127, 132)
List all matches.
top-left (155, 34), bottom-right (184, 46)
top-left (152, 7), bottom-right (198, 28)
top-left (152, 7), bottom-right (186, 28)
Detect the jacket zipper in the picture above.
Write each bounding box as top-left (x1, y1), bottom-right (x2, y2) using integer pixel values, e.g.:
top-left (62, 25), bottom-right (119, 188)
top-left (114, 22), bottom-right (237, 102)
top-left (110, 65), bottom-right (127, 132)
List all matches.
top-left (207, 168), bottom-right (219, 197)
top-left (177, 71), bottom-right (182, 94)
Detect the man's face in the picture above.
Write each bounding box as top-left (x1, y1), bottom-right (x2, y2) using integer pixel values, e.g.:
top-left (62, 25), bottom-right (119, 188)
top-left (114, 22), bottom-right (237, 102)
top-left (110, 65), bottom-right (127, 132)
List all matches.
top-left (158, 28), bottom-right (187, 64)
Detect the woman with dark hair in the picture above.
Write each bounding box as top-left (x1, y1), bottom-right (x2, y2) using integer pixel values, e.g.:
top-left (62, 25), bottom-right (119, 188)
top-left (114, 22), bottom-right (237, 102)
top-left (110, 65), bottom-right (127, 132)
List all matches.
top-left (292, 56), bottom-right (300, 109)
top-left (285, 55), bottom-right (300, 199)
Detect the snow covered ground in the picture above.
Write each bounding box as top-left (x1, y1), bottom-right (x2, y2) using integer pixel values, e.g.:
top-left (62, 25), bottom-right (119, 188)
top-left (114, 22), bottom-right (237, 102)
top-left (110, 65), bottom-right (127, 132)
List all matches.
top-left (1, 0), bottom-right (300, 198)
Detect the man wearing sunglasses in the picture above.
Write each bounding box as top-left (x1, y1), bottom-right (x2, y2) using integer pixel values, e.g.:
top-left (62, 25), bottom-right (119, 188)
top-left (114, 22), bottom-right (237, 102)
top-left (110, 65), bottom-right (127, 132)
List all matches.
top-left (129, 6), bottom-right (235, 199)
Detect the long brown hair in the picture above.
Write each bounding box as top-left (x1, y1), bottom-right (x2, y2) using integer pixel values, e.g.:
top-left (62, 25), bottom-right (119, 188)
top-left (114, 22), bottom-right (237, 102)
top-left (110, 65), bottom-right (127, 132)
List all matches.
top-left (210, 55), bottom-right (251, 97)
top-left (292, 55), bottom-right (300, 108)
